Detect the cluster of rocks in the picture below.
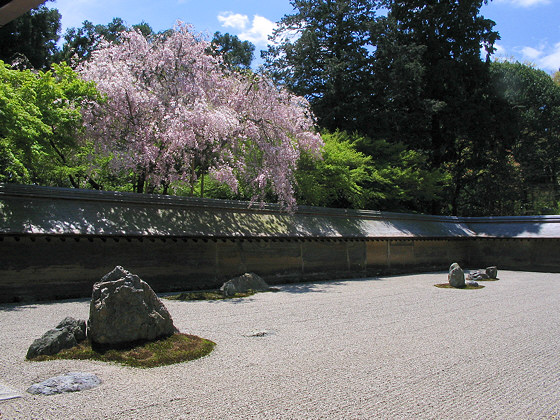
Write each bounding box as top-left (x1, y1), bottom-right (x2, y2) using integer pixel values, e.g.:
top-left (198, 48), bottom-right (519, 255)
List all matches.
top-left (27, 266), bottom-right (177, 359)
top-left (27, 267), bottom-right (270, 359)
top-left (447, 263), bottom-right (498, 288)
top-left (25, 267), bottom-right (271, 395)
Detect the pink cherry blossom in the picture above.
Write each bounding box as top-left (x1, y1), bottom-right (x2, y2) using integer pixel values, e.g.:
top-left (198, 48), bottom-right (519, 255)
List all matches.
top-left (79, 23), bottom-right (323, 208)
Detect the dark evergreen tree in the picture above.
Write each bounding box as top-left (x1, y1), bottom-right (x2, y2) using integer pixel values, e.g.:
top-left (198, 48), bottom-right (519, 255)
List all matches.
top-left (209, 32), bottom-right (254, 69)
top-left (262, 0), bottom-right (380, 133)
top-left (55, 18), bottom-right (152, 65)
top-left (491, 61), bottom-right (560, 214)
top-left (0, 1), bottom-right (61, 69)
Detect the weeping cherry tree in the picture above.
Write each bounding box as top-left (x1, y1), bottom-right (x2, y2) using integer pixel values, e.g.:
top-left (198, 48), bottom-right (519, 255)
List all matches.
top-left (79, 23), bottom-right (323, 208)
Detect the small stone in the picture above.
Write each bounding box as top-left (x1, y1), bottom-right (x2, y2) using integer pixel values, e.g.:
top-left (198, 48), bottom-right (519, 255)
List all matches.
top-left (486, 266), bottom-right (498, 279)
top-left (27, 372), bottom-right (101, 396)
top-left (245, 330), bottom-right (274, 337)
top-left (26, 317), bottom-right (87, 359)
top-left (448, 263), bottom-right (465, 288)
top-left (468, 270), bottom-right (489, 281)
top-left (220, 273), bottom-right (270, 297)
top-left (466, 280), bottom-right (479, 287)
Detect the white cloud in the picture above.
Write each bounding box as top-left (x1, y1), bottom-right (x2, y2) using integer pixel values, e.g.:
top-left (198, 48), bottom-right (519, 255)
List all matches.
top-left (519, 43), bottom-right (560, 71)
top-left (217, 12), bottom-right (276, 46)
top-left (494, 43), bottom-right (507, 56)
top-left (495, 0), bottom-right (550, 7)
top-left (217, 12), bottom-right (249, 30)
top-left (521, 46), bottom-right (543, 59)
top-left (239, 15), bottom-right (276, 45)
top-left (540, 43), bottom-right (560, 71)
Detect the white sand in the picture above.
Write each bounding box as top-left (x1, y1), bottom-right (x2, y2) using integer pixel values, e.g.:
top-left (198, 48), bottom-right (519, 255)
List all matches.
top-left (1, 271), bottom-right (559, 419)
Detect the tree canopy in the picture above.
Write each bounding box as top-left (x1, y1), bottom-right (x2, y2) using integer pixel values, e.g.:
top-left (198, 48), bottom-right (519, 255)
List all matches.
top-left (79, 24), bottom-right (323, 207)
top-left (209, 32), bottom-right (255, 70)
top-left (0, 61), bottom-right (101, 186)
top-left (3, 1), bottom-right (560, 216)
top-left (0, 2), bottom-right (61, 69)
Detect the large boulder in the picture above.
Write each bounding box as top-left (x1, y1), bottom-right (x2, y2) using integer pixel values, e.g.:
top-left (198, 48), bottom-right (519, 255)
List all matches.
top-left (448, 263), bottom-right (465, 288)
top-left (220, 273), bottom-right (270, 297)
top-left (26, 317), bottom-right (86, 359)
top-left (88, 266), bottom-right (176, 346)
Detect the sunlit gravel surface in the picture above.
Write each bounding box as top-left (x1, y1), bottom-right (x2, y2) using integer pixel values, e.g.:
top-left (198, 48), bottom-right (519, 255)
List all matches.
top-left (1, 271), bottom-right (559, 419)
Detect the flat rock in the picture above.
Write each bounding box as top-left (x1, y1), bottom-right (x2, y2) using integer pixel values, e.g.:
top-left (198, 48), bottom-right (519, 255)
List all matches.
top-left (26, 372), bottom-right (101, 396)
top-left (468, 270), bottom-right (489, 281)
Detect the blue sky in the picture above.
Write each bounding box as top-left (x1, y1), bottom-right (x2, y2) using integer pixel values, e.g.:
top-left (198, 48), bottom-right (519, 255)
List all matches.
top-left (51, 0), bottom-right (560, 73)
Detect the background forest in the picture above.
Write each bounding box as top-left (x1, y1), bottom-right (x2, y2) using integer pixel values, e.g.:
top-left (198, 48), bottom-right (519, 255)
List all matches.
top-left (1, 0), bottom-right (560, 216)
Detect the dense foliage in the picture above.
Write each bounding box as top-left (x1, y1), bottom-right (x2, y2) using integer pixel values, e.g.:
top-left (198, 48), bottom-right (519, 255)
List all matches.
top-left (0, 61), bottom-right (100, 186)
top-left (2, 1), bottom-right (560, 215)
top-left (0, 2), bottom-right (61, 69)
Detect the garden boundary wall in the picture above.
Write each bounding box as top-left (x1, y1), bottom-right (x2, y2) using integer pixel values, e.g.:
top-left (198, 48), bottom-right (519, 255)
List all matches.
top-left (2, 183), bottom-right (560, 302)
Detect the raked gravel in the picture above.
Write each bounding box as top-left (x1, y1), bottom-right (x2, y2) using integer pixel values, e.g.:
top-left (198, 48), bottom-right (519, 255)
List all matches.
top-left (0, 271), bottom-right (559, 419)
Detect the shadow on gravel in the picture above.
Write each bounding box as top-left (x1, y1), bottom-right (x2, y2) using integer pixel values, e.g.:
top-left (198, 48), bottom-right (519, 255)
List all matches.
top-left (277, 277), bottom-right (389, 294)
top-left (0, 303), bottom-right (39, 312)
top-left (0, 297), bottom-right (89, 312)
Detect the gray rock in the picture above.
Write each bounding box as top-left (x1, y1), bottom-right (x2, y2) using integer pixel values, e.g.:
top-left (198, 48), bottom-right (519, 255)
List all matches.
top-left (27, 372), bottom-right (101, 395)
top-left (486, 266), bottom-right (498, 279)
top-left (220, 273), bottom-right (270, 297)
top-left (466, 280), bottom-right (479, 287)
top-left (468, 270), bottom-right (489, 281)
top-left (26, 317), bottom-right (87, 359)
top-left (88, 266), bottom-right (176, 346)
top-left (448, 263), bottom-right (465, 288)
top-left (57, 317), bottom-right (87, 342)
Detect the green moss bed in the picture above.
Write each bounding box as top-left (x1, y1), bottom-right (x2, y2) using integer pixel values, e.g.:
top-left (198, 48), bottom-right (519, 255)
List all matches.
top-left (29, 333), bottom-right (215, 368)
top-left (165, 290), bottom-right (256, 301)
top-left (164, 288), bottom-right (280, 301)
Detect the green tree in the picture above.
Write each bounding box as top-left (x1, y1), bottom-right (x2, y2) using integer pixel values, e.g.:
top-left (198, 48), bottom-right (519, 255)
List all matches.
top-left (209, 32), bottom-right (254, 69)
top-left (296, 131), bottom-right (449, 212)
top-left (491, 61), bottom-right (560, 213)
top-left (262, 0), bottom-right (379, 134)
top-left (0, 61), bottom-right (101, 186)
top-left (296, 131), bottom-right (374, 208)
top-left (0, 2), bottom-right (61, 69)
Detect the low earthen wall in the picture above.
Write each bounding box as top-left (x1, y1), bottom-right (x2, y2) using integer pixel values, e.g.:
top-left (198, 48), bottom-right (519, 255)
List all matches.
top-left (1, 184), bottom-right (559, 302)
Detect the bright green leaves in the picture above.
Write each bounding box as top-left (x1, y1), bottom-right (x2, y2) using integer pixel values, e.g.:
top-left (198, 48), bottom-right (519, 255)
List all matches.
top-left (0, 61), bottom-right (101, 186)
top-left (295, 131), bottom-right (448, 212)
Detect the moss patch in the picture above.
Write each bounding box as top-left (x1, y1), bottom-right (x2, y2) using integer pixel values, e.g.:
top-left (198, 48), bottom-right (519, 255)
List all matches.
top-left (165, 290), bottom-right (256, 301)
top-left (29, 333), bottom-right (215, 368)
top-left (164, 288), bottom-right (280, 301)
top-left (434, 283), bottom-right (485, 290)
